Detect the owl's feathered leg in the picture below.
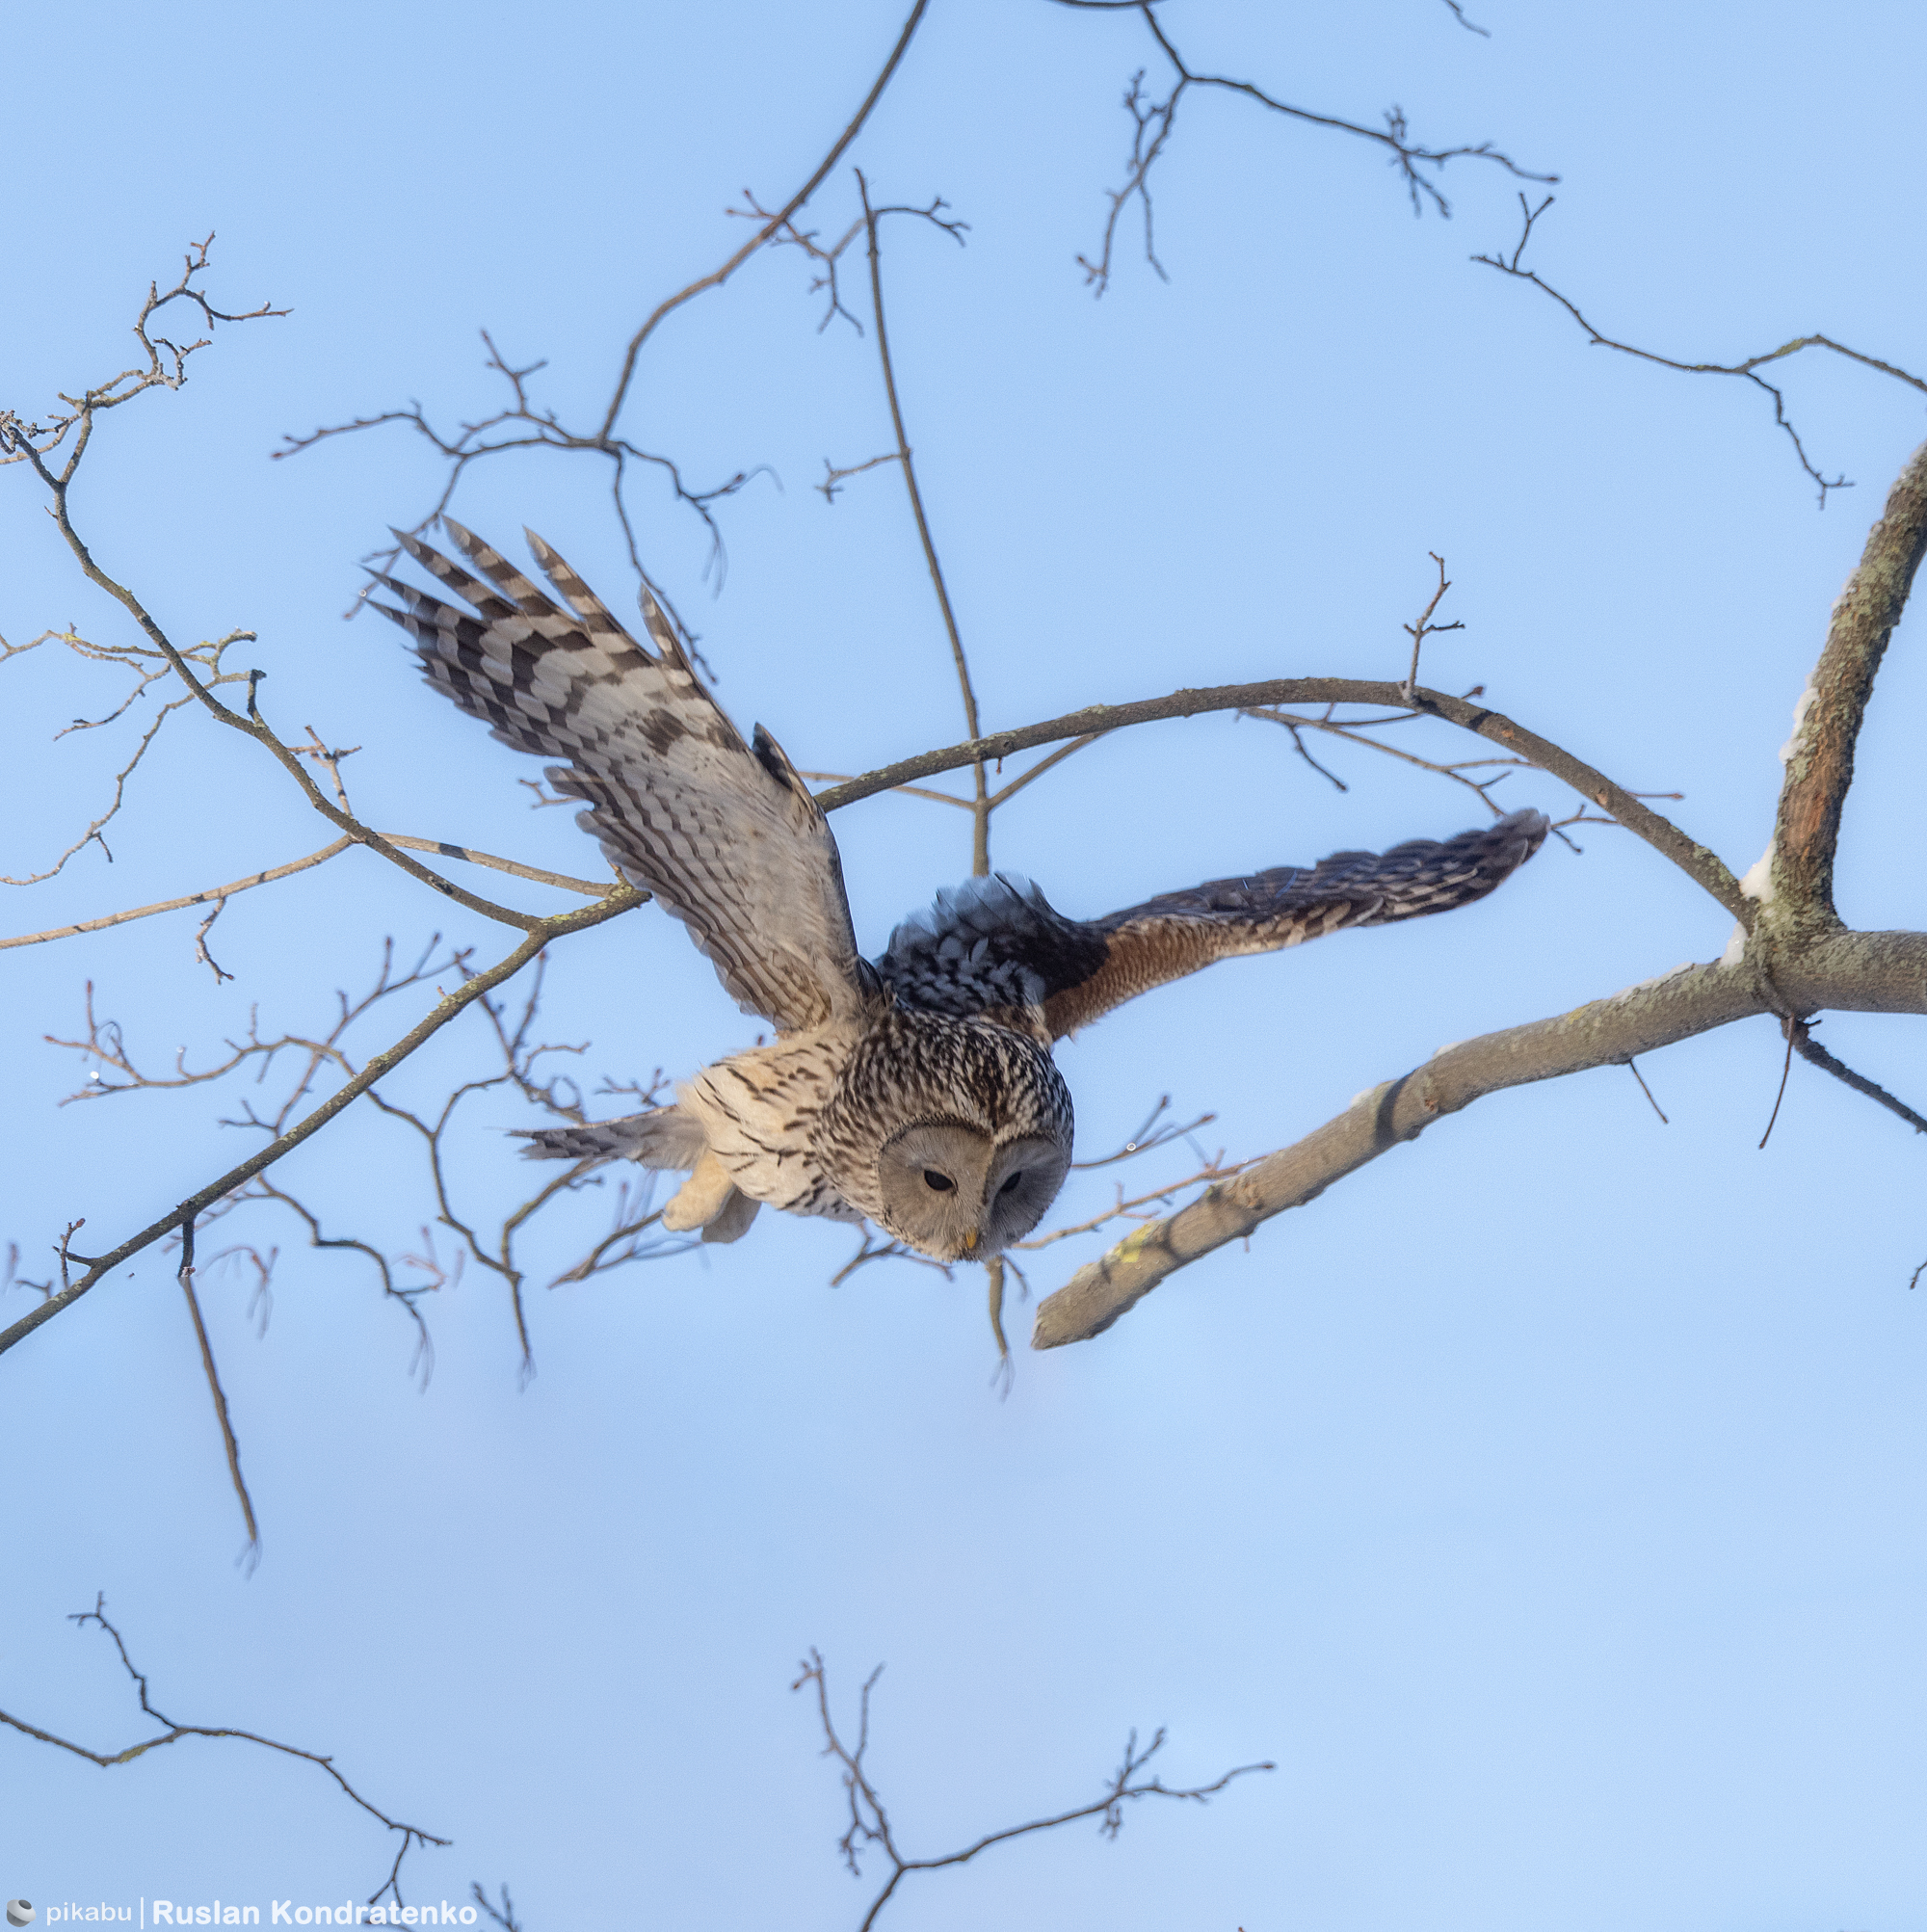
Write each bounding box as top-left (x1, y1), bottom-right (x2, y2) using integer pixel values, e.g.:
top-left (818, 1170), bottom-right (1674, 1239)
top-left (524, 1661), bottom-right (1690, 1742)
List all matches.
top-left (661, 1150), bottom-right (743, 1233)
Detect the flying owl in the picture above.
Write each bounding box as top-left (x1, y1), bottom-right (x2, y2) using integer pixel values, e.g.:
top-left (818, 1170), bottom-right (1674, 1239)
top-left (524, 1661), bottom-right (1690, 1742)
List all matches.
top-left (371, 523), bottom-right (1547, 1262)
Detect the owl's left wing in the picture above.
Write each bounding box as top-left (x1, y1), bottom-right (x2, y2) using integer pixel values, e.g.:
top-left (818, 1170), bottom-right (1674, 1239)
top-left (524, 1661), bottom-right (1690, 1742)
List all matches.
top-left (370, 522), bottom-right (871, 1034)
top-left (876, 808), bottom-right (1548, 1038)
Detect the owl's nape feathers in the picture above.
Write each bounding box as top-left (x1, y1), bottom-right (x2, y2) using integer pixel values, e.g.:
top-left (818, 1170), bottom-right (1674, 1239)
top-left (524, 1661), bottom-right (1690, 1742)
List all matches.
top-left (376, 525), bottom-right (1547, 1260)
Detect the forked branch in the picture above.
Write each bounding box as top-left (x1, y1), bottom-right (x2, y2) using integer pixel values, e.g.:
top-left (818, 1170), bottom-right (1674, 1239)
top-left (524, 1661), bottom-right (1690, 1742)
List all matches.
top-left (1033, 930), bottom-right (1927, 1348)
top-left (815, 676), bottom-right (1749, 922)
top-left (794, 1649), bottom-right (1271, 1930)
top-left (1071, 2), bottom-right (1554, 294)
top-left (1476, 196), bottom-right (1927, 505)
top-left (0, 1597), bottom-right (444, 1909)
top-left (0, 887), bottom-right (643, 1362)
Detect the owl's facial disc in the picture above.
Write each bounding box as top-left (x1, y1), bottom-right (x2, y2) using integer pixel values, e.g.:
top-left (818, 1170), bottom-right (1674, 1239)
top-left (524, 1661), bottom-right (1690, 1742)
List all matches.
top-left (875, 1123), bottom-right (1069, 1261)
top-left (981, 1134), bottom-right (1070, 1250)
top-left (876, 1121), bottom-right (994, 1260)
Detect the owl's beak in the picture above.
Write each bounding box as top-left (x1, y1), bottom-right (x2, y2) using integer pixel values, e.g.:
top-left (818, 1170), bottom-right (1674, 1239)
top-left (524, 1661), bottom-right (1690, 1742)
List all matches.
top-left (962, 1228), bottom-right (980, 1254)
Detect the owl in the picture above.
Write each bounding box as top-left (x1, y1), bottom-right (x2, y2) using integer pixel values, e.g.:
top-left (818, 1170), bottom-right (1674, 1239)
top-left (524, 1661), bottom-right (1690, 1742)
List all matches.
top-left (371, 524), bottom-right (1547, 1262)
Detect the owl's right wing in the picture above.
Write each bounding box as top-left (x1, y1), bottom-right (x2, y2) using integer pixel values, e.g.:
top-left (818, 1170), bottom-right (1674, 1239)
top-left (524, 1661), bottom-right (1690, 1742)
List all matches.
top-left (877, 809), bottom-right (1548, 1038)
top-left (371, 522), bottom-right (872, 1035)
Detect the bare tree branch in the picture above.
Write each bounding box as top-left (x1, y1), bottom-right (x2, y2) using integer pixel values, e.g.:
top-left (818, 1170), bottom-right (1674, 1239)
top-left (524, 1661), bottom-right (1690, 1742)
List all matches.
top-left (1034, 930), bottom-right (1927, 1347)
top-left (1, 626), bottom-right (256, 885)
top-left (1244, 704), bottom-right (1530, 813)
top-left (0, 238), bottom-right (286, 462)
top-left (0, 1597), bottom-right (445, 1909)
top-left (855, 172), bottom-right (990, 873)
top-left (1070, 1095), bottom-right (1214, 1169)
top-left (793, 1649), bottom-right (1272, 1930)
top-left (1788, 1020), bottom-right (1927, 1134)
top-left (0, 887), bottom-right (643, 1362)
top-left (1401, 551), bottom-right (1464, 701)
top-left (3, 463), bottom-right (566, 931)
top-left (275, 6), bottom-right (931, 625)
top-left (598, 3), bottom-right (931, 440)
top-left (176, 1217), bottom-right (260, 1564)
top-left (1025, 430), bottom-right (1927, 1337)
top-left (814, 677), bottom-right (1749, 921)
top-left (1, 834), bottom-right (608, 954)
top-left (232, 1177), bottom-right (438, 1381)
top-left (468, 1884), bottom-right (524, 1932)
top-left (1070, 3), bottom-right (1555, 294)
top-left (1016, 1154), bottom-right (1254, 1250)
top-left (1763, 438), bottom-right (1927, 927)
top-left (1476, 196), bottom-right (1927, 505)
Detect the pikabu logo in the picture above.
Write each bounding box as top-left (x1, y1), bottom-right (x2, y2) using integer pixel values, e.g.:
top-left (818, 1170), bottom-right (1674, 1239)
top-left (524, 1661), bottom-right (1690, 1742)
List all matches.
top-left (7, 1903), bottom-right (35, 1928)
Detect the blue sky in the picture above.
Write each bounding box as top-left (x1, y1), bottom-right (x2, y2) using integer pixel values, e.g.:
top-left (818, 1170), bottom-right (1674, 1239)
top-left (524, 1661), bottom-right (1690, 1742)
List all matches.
top-left (3, 2), bottom-right (1925, 1927)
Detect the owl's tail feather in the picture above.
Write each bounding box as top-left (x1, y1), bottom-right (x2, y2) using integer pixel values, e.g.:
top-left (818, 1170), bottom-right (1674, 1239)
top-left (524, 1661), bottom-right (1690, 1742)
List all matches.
top-left (515, 1104), bottom-right (707, 1170)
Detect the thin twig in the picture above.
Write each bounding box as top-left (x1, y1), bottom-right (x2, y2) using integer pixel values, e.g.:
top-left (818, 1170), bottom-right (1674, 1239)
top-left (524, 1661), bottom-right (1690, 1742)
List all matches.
top-left (0, 397), bottom-right (585, 934)
top-left (599, 3), bottom-right (931, 439)
top-left (1623, 1056), bottom-right (1670, 1125)
top-left (176, 1236), bottom-right (260, 1562)
top-left (1, 835), bottom-right (609, 954)
top-left (1070, 1096), bottom-right (1215, 1169)
top-left (1071, 5), bottom-right (1554, 292)
top-left (193, 898), bottom-right (233, 983)
top-left (1018, 1156), bottom-right (1254, 1250)
top-left (1244, 704), bottom-right (1532, 814)
top-left (988, 733), bottom-right (1109, 808)
top-left (1401, 552), bottom-right (1464, 701)
top-left (1757, 1016), bottom-right (1800, 1149)
top-left (1789, 1023), bottom-right (1927, 1134)
top-left (857, 170), bottom-right (990, 874)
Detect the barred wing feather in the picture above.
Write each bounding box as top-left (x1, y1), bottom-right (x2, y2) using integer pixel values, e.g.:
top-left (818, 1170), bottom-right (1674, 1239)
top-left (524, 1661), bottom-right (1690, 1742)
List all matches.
top-left (877, 809), bottom-right (1548, 1038)
top-left (371, 521), bottom-right (868, 1034)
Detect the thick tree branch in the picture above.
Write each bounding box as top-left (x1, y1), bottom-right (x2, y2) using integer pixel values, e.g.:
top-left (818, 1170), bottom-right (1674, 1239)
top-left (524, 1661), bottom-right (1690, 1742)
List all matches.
top-left (1033, 930), bottom-right (1927, 1346)
top-left (1766, 438), bottom-right (1927, 930)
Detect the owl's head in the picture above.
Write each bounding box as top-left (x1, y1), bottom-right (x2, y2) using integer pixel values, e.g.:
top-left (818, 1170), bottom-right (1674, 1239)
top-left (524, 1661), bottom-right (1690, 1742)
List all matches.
top-left (875, 1121), bottom-right (1070, 1262)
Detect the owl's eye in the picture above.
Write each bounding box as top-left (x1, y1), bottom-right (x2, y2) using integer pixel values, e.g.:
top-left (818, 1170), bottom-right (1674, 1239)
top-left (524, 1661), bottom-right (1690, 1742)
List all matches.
top-left (998, 1172), bottom-right (1023, 1196)
top-left (922, 1169), bottom-right (956, 1192)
